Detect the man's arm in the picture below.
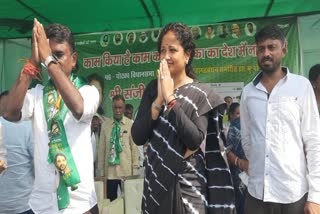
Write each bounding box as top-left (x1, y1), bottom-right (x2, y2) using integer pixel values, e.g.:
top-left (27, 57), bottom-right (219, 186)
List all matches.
top-left (46, 64), bottom-right (84, 120)
top-left (4, 74), bottom-right (32, 121)
top-left (240, 90), bottom-right (250, 160)
top-left (33, 19), bottom-right (84, 120)
top-left (300, 83), bottom-right (320, 208)
top-left (4, 20), bottom-right (38, 121)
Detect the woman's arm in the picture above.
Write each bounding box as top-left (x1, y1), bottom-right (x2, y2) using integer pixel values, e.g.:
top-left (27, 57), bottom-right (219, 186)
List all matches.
top-left (132, 80), bottom-right (159, 145)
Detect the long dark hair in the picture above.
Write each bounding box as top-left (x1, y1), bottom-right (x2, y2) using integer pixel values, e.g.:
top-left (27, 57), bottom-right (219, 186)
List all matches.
top-left (157, 22), bottom-right (197, 79)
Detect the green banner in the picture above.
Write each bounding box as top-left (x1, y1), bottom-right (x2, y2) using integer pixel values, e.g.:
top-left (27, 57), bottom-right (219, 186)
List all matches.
top-left (75, 17), bottom-right (300, 117)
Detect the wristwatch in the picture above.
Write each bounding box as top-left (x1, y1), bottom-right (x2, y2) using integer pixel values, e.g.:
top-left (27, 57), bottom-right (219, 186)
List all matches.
top-left (41, 55), bottom-right (58, 68)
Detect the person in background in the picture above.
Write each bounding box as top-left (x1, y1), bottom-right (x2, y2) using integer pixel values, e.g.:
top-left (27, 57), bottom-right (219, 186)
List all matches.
top-left (0, 91), bottom-right (35, 214)
top-left (205, 25), bottom-right (215, 39)
top-left (245, 22), bottom-right (256, 37)
top-left (4, 19), bottom-right (99, 213)
top-left (224, 96), bottom-right (233, 109)
top-left (309, 64), bottom-right (320, 113)
top-left (219, 96), bottom-right (233, 145)
top-left (124, 103), bottom-right (145, 168)
top-left (88, 73), bottom-right (105, 118)
top-left (124, 103), bottom-right (134, 120)
top-left (231, 23), bottom-right (242, 38)
top-left (241, 24), bottom-right (320, 214)
top-left (191, 26), bottom-right (201, 40)
top-left (127, 32), bottom-right (136, 44)
top-left (218, 24), bottom-right (229, 39)
top-left (91, 113), bottom-right (102, 176)
top-left (226, 102), bottom-right (248, 214)
top-left (132, 22), bottom-right (235, 214)
top-left (97, 95), bottom-right (139, 201)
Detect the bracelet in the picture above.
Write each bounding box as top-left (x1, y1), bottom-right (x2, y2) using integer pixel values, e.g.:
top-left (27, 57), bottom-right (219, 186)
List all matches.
top-left (167, 99), bottom-right (177, 109)
top-left (238, 159), bottom-right (242, 170)
top-left (152, 102), bottom-right (162, 112)
top-left (166, 93), bottom-right (176, 104)
top-left (20, 59), bottom-right (42, 80)
top-left (234, 157), bottom-right (239, 167)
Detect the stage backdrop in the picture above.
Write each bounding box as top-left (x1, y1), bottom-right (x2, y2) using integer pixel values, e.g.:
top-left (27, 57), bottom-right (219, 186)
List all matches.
top-left (75, 17), bottom-right (300, 117)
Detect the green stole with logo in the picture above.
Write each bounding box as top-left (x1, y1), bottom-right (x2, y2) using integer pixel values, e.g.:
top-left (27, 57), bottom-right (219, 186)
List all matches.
top-left (43, 73), bottom-right (85, 210)
top-left (108, 118), bottom-right (123, 165)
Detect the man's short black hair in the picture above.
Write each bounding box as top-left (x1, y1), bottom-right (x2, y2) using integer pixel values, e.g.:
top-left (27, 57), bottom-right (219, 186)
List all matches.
top-left (112, 94), bottom-right (125, 103)
top-left (255, 24), bottom-right (286, 45)
top-left (309, 64), bottom-right (320, 82)
top-left (125, 103), bottom-right (133, 111)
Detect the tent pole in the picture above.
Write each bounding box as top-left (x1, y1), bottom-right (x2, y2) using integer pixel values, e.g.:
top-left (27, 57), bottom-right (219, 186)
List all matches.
top-left (264, 0), bottom-right (274, 17)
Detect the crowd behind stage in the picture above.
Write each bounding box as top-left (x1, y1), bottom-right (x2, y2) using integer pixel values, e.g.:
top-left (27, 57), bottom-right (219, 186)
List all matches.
top-left (0, 19), bottom-right (320, 214)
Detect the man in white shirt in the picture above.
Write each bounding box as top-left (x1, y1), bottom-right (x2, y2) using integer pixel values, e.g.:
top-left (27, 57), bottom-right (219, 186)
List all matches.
top-left (240, 24), bottom-right (320, 214)
top-left (4, 19), bottom-right (99, 214)
top-left (0, 91), bottom-right (34, 214)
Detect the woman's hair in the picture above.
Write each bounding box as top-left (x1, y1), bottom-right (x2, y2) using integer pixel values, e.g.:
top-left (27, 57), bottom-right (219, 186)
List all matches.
top-left (157, 22), bottom-right (197, 79)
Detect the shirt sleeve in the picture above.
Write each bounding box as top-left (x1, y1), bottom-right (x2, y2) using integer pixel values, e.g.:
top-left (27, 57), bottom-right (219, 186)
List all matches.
top-left (129, 132), bottom-right (140, 173)
top-left (240, 88), bottom-right (250, 160)
top-left (168, 102), bottom-right (208, 151)
top-left (132, 80), bottom-right (158, 145)
top-left (25, 121), bottom-right (34, 159)
top-left (300, 82), bottom-right (320, 204)
top-left (77, 85), bottom-right (99, 123)
top-left (0, 122), bottom-right (6, 164)
top-left (21, 86), bottom-right (40, 121)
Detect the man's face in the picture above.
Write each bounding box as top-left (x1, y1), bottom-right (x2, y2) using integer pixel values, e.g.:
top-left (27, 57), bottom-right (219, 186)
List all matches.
top-left (115, 34), bottom-right (121, 42)
top-left (56, 155), bottom-right (67, 170)
top-left (207, 26), bottom-right (213, 34)
top-left (91, 116), bottom-right (100, 132)
top-left (230, 106), bottom-right (240, 122)
top-left (52, 123), bottom-right (59, 134)
top-left (0, 95), bottom-right (8, 116)
top-left (49, 40), bottom-right (77, 77)
top-left (128, 33), bottom-right (134, 42)
top-left (124, 108), bottom-right (133, 119)
top-left (247, 23), bottom-right (253, 33)
top-left (112, 99), bottom-right (125, 120)
top-left (256, 39), bottom-right (286, 74)
top-left (192, 27), bottom-right (199, 37)
top-left (140, 32), bottom-right (146, 41)
top-left (225, 97), bottom-right (233, 109)
top-left (232, 24), bottom-right (240, 36)
top-left (103, 35), bottom-right (108, 42)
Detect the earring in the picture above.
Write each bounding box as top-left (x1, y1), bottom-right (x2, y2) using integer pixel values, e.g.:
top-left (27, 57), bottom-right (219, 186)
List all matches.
top-left (185, 59), bottom-right (189, 65)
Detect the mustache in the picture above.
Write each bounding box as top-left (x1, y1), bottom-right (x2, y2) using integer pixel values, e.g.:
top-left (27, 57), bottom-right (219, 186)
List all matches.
top-left (262, 56), bottom-right (273, 62)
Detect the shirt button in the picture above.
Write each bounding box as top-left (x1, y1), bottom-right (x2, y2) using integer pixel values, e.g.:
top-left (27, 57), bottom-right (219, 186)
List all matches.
top-left (266, 155), bottom-right (269, 158)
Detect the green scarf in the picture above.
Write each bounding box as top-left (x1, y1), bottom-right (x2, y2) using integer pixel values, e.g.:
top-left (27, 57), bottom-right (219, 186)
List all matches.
top-left (43, 73), bottom-right (86, 210)
top-left (108, 118), bottom-right (123, 165)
